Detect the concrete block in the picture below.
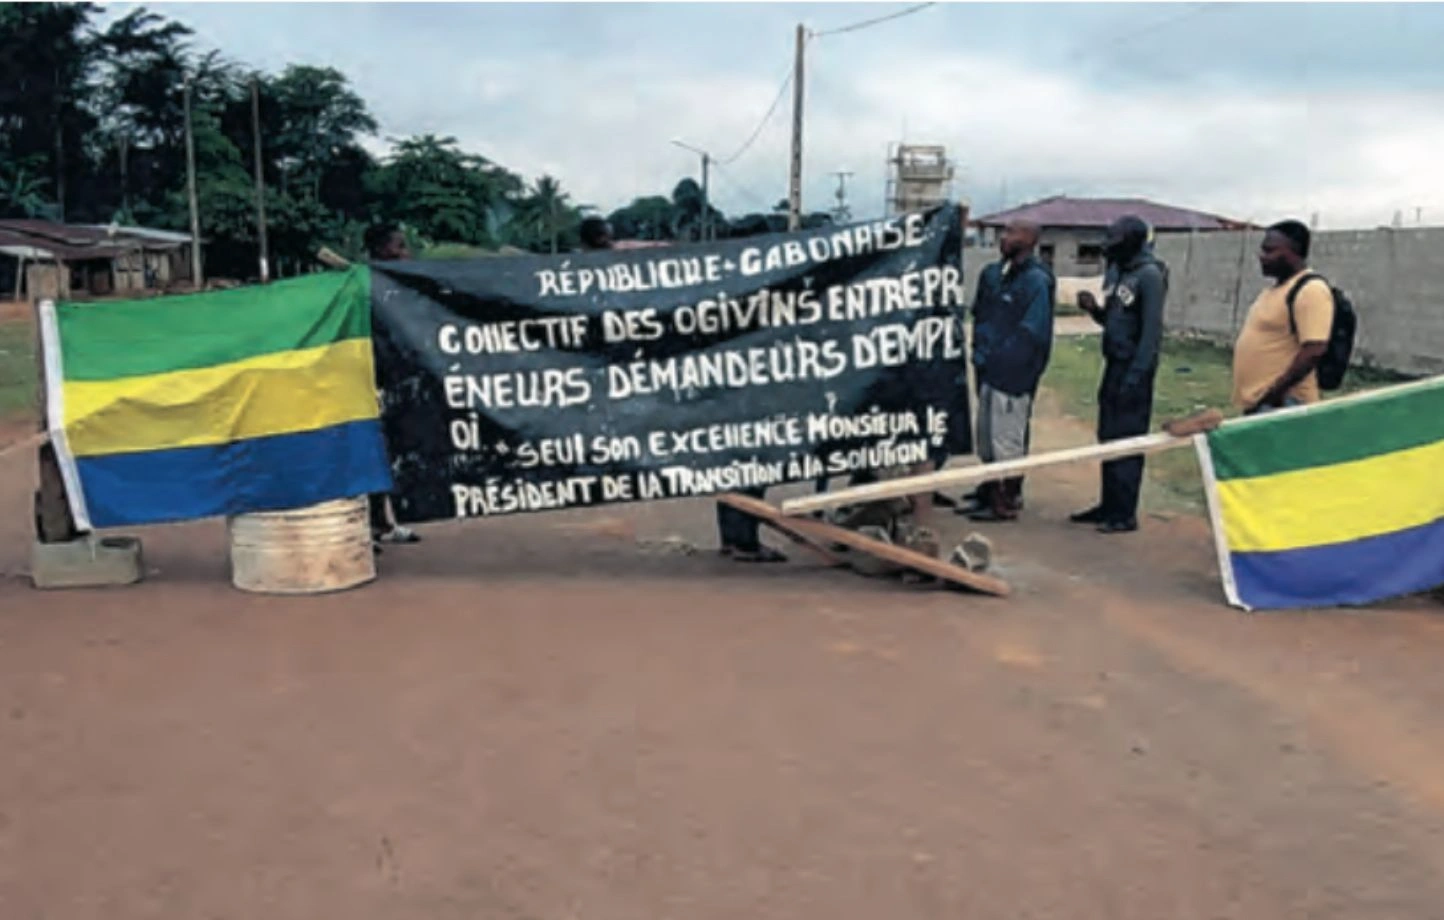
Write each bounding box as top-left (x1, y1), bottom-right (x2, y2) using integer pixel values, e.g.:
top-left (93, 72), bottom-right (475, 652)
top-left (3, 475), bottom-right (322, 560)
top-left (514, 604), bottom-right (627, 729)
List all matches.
top-left (30, 536), bottom-right (144, 590)
top-left (950, 532), bottom-right (994, 573)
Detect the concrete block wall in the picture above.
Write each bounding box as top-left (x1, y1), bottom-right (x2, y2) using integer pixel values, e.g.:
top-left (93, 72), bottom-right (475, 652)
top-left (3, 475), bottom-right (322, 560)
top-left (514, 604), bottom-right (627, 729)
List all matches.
top-left (1153, 227), bottom-right (1444, 377)
top-left (966, 230), bottom-right (1442, 376)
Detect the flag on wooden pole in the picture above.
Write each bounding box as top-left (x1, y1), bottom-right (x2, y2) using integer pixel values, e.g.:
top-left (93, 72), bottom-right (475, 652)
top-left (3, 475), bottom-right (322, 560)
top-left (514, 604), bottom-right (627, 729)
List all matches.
top-left (39, 267), bottom-right (391, 529)
top-left (1196, 377), bottom-right (1444, 610)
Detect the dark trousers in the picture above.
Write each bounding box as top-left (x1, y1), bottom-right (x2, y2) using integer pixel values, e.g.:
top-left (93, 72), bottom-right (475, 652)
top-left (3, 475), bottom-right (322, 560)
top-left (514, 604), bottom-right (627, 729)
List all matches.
top-left (716, 486), bottom-right (768, 550)
top-left (1096, 362), bottom-right (1155, 523)
top-left (368, 493), bottom-right (390, 532)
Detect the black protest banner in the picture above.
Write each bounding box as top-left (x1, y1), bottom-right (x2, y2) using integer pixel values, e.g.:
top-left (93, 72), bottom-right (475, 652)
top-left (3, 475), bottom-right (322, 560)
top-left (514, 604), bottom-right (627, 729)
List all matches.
top-left (369, 205), bottom-right (971, 523)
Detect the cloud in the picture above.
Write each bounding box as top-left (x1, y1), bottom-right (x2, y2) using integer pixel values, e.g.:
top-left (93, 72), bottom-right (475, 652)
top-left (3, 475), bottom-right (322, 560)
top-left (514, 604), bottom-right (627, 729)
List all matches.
top-left (811, 51), bottom-right (1444, 228)
top-left (395, 43), bottom-right (1444, 231)
top-left (141, 2), bottom-right (1444, 230)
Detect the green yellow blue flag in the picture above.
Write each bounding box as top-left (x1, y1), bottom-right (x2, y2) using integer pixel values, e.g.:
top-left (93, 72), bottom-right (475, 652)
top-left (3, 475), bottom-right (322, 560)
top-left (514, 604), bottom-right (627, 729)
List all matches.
top-left (40, 268), bottom-right (392, 530)
top-left (1197, 376), bottom-right (1444, 610)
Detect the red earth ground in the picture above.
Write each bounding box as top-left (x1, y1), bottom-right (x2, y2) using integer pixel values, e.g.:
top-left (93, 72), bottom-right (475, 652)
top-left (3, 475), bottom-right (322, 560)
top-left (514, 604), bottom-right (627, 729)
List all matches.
top-left (2, 323), bottom-right (1443, 919)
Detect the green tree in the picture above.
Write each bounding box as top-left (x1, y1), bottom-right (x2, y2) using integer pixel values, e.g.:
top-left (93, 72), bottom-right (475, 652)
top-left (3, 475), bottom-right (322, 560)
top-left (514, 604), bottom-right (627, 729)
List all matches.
top-left (0, 2), bottom-right (102, 219)
top-left (608, 195), bottom-right (676, 241)
top-left (92, 10), bottom-right (247, 227)
top-left (368, 134), bottom-right (525, 248)
top-left (668, 177), bottom-right (727, 241)
top-left (508, 174), bottom-right (587, 254)
top-left (263, 65), bottom-right (376, 204)
top-left (0, 157), bottom-right (56, 219)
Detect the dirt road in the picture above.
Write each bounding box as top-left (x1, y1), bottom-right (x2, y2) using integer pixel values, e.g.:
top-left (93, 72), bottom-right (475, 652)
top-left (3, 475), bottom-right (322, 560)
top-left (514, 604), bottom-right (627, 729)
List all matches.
top-left (2, 400), bottom-right (1443, 919)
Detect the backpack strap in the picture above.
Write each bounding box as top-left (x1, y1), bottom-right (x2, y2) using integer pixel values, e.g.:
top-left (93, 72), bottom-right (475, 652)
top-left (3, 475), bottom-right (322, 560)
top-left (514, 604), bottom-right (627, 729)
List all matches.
top-left (1285, 272), bottom-right (1326, 338)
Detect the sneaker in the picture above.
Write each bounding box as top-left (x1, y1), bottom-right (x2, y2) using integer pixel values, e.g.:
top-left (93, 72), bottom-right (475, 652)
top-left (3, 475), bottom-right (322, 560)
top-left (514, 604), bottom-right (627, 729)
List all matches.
top-left (1096, 519), bottom-right (1138, 534)
top-left (953, 494), bottom-right (985, 515)
top-left (377, 525), bottom-right (421, 544)
top-left (732, 546), bottom-right (787, 563)
top-left (968, 505), bottom-right (1017, 523)
top-left (930, 492), bottom-right (958, 509)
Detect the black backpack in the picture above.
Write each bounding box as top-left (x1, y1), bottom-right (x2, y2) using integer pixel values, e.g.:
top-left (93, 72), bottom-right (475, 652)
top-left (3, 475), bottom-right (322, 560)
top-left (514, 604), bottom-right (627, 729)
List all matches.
top-left (1286, 273), bottom-right (1356, 391)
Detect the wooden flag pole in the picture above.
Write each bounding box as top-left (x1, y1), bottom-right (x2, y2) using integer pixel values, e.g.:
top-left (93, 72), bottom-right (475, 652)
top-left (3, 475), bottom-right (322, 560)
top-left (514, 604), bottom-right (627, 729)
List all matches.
top-left (780, 409), bottom-right (1225, 518)
top-left (783, 375), bottom-right (1442, 519)
top-left (316, 246), bottom-right (350, 269)
top-left (31, 298), bottom-right (78, 542)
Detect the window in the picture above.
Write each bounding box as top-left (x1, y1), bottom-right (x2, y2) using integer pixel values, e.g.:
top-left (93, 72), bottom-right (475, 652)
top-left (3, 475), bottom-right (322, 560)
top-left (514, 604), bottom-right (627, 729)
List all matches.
top-left (1076, 243), bottom-right (1104, 267)
top-left (1039, 244), bottom-right (1056, 267)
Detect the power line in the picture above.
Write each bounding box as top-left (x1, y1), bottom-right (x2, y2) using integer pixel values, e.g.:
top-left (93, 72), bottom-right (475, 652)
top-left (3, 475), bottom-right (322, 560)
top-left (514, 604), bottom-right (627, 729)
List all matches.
top-left (1065, 3), bottom-right (1226, 66)
top-left (810, 2), bottom-right (937, 39)
top-left (718, 66), bottom-right (793, 166)
top-left (711, 163), bottom-right (775, 213)
top-left (699, 4), bottom-right (937, 223)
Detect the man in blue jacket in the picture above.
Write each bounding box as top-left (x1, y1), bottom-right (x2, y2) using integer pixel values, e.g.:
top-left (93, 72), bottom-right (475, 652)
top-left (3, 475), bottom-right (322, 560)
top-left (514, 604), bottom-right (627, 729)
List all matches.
top-left (1073, 216), bottom-right (1169, 534)
top-left (966, 219), bottom-right (1054, 521)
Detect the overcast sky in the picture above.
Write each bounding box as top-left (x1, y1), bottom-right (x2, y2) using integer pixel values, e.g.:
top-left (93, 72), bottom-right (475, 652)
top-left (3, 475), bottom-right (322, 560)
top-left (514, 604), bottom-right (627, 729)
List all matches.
top-left (113, 2), bottom-right (1444, 229)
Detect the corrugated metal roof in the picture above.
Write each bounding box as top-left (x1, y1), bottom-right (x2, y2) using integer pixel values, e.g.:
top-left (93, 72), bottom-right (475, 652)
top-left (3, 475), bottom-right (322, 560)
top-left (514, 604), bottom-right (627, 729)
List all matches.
top-left (973, 196), bottom-right (1246, 231)
top-left (0, 228), bottom-right (135, 261)
top-left (0, 219), bottom-right (110, 245)
top-left (79, 224), bottom-right (192, 246)
top-left (0, 221), bottom-right (186, 261)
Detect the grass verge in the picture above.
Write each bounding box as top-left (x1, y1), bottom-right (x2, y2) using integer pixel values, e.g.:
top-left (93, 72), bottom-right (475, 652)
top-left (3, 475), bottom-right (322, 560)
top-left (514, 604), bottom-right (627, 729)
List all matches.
top-left (1041, 334), bottom-right (1407, 513)
top-left (0, 321), bottom-right (36, 422)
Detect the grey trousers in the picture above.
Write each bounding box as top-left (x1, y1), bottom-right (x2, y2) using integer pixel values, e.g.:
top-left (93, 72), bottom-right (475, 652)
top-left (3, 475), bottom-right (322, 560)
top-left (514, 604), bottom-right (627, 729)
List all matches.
top-left (977, 384), bottom-right (1033, 464)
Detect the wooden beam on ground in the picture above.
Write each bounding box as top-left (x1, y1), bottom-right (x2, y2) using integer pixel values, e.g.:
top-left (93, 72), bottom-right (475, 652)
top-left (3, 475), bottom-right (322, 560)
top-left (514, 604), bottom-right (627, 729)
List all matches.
top-left (719, 494), bottom-right (1010, 597)
top-left (715, 494), bottom-right (845, 567)
top-left (786, 514), bottom-right (1011, 596)
top-left (781, 409), bottom-right (1224, 518)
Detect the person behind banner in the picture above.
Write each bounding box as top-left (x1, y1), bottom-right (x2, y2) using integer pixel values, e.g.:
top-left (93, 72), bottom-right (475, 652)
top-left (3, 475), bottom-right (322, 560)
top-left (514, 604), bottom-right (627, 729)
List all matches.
top-left (364, 222), bottom-right (421, 547)
top-left (963, 219), bottom-right (1053, 522)
top-left (577, 217), bottom-right (781, 561)
top-left (579, 216), bottom-right (614, 251)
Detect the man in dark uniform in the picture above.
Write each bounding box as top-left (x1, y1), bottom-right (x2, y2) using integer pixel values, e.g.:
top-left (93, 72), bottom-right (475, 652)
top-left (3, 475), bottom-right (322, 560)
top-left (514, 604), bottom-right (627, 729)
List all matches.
top-left (1073, 216), bottom-right (1168, 534)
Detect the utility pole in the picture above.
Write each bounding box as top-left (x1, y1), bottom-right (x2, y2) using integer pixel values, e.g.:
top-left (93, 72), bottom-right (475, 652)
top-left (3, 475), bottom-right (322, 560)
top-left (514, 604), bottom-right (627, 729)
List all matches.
top-left (831, 169), bottom-right (853, 224)
top-left (117, 134), bottom-right (129, 218)
top-left (251, 77), bottom-right (270, 282)
top-left (787, 23), bottom-right (806, 231)
top-left (671, 139), bottom-right (712, 241)
top-left (182, 79), bottom-right (204, 288)
top-left (701, 152), bottom-right (711, 241)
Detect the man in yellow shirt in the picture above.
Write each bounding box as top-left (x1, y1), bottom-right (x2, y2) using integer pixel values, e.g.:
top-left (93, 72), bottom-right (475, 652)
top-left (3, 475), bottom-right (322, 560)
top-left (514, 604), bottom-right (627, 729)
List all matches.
top-left (1232, 220), bottom-right (1334, 413)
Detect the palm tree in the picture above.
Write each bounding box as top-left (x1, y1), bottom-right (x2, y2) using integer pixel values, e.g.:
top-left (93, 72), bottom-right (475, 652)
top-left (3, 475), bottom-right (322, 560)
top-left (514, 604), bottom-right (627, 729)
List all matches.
top-left (0, 159), bottom-right (54, 218)
top-left (510, 175), bottom-right (583, 254)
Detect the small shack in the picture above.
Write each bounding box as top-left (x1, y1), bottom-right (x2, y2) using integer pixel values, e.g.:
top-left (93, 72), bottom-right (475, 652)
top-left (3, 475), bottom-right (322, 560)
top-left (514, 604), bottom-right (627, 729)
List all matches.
top-left (0, 220), bottom-right (195, 301)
